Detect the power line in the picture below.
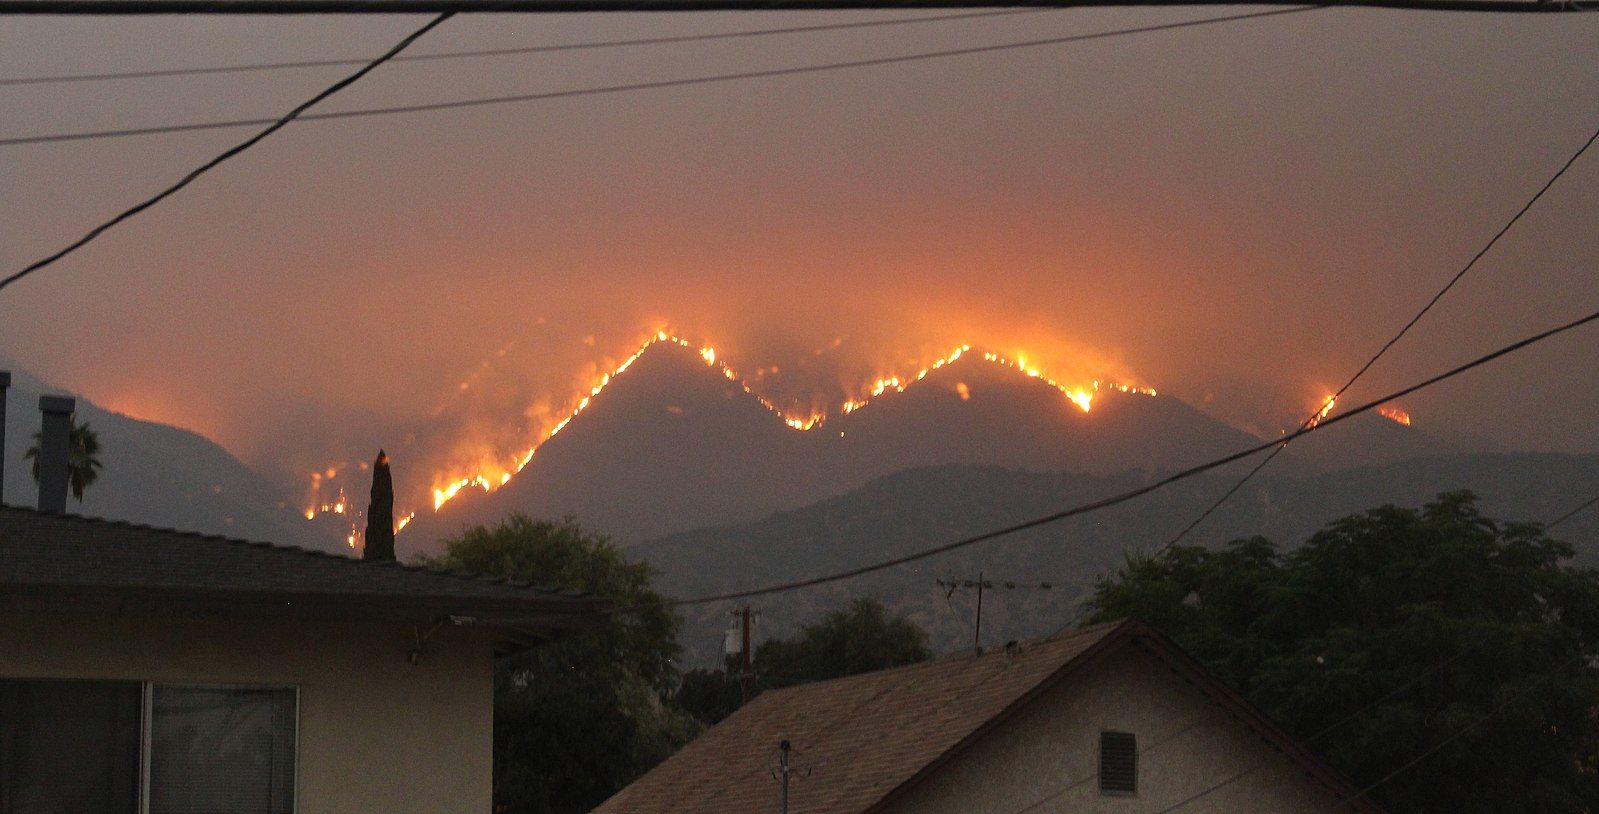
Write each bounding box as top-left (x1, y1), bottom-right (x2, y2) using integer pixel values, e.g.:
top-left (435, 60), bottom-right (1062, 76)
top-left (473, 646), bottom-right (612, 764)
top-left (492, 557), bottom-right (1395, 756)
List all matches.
top-left (0, 7), bottom-right (1321, 148)
top-left (0, 9), bottom-right (1039, 87)
top-left (1323, 649), bottom-right (1587, 811)
top-left (1142, 489), bottom-right (1592, 813)
top-left (1011, 648), bottom-right (1473, 814)
top-left (1546, 494), bottom-right (1599, 530)
top-left (1009, 714), bottom-right (1218, 813)
top-left (1148, 650), bottom-right (1477, 812)
top-left (0, 0), bottom-right (1589, 14)
top-left (662, 304), bottom-right (1599, 608)
top-left (0, 15), bottom-right (452, 296)
top-left (1156, 119), bottom-right (1599, 554)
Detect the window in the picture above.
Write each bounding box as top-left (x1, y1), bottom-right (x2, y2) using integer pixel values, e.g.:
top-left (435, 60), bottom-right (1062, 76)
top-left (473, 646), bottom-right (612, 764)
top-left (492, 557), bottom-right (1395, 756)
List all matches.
top-left (0, 680), bottom-right (295, 814)
top-left (1099, 730), bottom-right (1138, 795)
top-left (0, 679), bottom-right (142, 814)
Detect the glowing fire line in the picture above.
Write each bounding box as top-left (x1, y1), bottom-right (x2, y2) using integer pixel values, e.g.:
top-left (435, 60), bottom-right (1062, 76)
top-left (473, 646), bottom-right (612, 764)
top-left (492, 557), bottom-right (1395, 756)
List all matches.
top-left (305, 331), bottom-right (1160, 533)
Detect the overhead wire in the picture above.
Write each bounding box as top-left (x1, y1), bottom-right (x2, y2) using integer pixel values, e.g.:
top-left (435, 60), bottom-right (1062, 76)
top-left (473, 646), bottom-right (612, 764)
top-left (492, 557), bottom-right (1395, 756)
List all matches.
top-left (0, 0), bottom-right (1589, 14)
top-left (1143, 489), bottom-right (1594, 813)
top-left (654, 304), bottom-right (1599, 609)
top-left (1007, 647), bottom-right (1475, 813)
top-left (1155, 119), bottom-right (1599, 554)
top-left (0, 7), bottom-right (1323, 148)
top-left (1320, 650), bottom-right (1588, 811)
top-left (0, 9), bottom-right (1046, 87)
top-left (1546, 493), bottom-right (1599, 530)
top-left (0, 13), bottom-right (454, 295)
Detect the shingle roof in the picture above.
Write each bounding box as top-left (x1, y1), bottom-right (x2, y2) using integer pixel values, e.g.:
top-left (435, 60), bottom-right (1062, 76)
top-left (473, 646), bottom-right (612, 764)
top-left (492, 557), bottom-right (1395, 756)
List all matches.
top-left (0, 505), bottom-right (609, 646)
top-left (595, 620), bottom-right (1381, 814)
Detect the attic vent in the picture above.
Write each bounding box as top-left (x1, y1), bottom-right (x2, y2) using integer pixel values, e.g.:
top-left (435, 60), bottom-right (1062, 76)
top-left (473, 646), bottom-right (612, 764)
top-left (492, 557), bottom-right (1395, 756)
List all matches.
top-left (1099, 731), bottom-right (1138, 795)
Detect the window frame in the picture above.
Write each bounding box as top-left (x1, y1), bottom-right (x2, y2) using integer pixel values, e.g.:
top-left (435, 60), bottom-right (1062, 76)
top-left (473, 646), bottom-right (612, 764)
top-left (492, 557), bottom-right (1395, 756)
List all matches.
top-left (3, 678), bottom-right (299, 814)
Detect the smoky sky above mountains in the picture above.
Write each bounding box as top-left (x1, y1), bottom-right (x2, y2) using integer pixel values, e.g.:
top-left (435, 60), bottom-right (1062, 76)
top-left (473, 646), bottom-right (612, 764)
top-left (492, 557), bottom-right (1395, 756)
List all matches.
top-left (1, 8), bottom-right (1596, 478)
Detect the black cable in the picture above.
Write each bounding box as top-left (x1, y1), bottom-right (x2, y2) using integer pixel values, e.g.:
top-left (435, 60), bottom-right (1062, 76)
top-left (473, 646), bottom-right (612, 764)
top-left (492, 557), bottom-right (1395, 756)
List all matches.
top-left (1546, 494), bottom-right (1599, 530)
top-left (1147, 648), bottom-right (1475, 813)
top-left (1323, 650), bottom-right (1587, 811)
top-left (0, 0), bottom-right (1589, 14)
top-left (1143, 485), bottom-right (1591, 813)
top-left (0, 9), bottom-right (1039, 87)
top-left (1156, 119), bottom-right (1599, 554)
top-left (1007, 645), bottom-right (1474, 813)
top-left (658, 304), bottom-right (1599, 609)
top-left (0, 7), bottom-right (1322, 148)
top-left (0, 14), bottom-right (453, 295)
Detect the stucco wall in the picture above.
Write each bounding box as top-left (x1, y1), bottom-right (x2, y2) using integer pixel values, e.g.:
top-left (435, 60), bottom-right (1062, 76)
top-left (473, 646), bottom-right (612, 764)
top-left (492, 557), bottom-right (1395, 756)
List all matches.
top-left (880, 645), bottom-right (1353, 814)
top-left (0, 614), bottom-right (494, 814)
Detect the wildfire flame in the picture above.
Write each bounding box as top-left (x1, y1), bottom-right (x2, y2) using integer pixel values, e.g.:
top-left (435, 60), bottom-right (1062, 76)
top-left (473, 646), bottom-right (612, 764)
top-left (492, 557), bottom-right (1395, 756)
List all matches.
top-left (1378, 406), bottom-right (1412, 426)
top-left (1308, 394), bottom-right (1337, 428)
top-left (303, 331), bottom-right (1159, 532)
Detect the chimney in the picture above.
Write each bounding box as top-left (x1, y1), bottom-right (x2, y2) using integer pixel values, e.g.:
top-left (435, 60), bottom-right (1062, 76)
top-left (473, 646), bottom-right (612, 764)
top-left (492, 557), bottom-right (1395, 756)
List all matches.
top-left (37, 395), bottom-right (74, 514)
top-left (0, 371), bottom-right (10, 504)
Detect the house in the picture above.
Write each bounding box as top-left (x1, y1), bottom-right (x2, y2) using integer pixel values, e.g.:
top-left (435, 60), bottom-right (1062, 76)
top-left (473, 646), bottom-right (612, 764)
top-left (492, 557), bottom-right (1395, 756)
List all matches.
top-left (0, 397), bottom-right (608, 814)
top-left (595, 620), bottom-right (1382, 814)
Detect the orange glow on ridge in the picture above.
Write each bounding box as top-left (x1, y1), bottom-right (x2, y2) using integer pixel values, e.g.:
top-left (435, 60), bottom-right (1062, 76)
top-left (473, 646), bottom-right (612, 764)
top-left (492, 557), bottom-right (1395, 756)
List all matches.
top-left (303, 331), bottom-right (1160, 531)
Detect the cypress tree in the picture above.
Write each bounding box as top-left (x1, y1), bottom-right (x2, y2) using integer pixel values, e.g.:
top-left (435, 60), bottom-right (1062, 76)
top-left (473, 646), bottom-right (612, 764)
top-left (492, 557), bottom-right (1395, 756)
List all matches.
top-left (363, 450), bottom-right (395, 562)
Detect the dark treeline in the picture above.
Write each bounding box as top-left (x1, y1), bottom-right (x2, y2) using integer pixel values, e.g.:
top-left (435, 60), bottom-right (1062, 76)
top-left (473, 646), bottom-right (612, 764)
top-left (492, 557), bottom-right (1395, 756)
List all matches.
top-left (426, 492), bottom-right (1599, 813)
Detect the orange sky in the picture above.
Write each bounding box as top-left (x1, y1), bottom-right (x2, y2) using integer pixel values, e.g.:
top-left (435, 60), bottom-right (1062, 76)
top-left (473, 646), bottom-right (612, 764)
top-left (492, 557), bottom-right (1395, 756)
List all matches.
top-left (1, 8), bottom-right (1596, 482)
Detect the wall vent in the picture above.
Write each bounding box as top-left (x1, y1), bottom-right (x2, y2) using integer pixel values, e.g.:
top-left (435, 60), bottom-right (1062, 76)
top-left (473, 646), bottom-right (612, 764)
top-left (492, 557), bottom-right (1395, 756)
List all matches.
top-left (1099, 730), bottom-right (1138, 795)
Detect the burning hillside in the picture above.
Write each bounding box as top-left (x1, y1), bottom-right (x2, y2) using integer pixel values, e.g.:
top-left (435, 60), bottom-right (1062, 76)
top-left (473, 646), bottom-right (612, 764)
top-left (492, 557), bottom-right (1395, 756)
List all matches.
top-left (302, 330), bottom-right (1166, 550)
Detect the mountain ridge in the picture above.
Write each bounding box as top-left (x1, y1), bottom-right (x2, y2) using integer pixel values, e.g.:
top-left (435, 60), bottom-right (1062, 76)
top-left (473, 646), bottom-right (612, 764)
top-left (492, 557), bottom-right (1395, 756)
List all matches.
top-left (632, 451), bottom-right (1599, 664)
top-left (398, 341), bottom-right (1291, 553)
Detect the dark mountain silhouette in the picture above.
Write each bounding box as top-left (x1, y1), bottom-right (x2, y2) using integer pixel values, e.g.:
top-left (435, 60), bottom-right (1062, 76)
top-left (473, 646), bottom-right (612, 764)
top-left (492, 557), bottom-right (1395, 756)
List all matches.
top-left (400, 343), bottom-right (1276, 554)
top-left (405, 342), bottom-right (813, 553)
top-left (1277, 410), bottom-right (1465, 471)
top-left (0, 365), bottom-right (319, 547)
top-left (633, 452), bottom-right (1599, 664)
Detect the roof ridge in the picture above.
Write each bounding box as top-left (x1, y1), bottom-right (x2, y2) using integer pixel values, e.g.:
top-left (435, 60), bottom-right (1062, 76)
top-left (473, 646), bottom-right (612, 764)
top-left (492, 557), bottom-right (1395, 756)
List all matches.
top-left (0, 503), bottom-right (580, 598)
top-left (756, 620), bottom-right (1127, 703)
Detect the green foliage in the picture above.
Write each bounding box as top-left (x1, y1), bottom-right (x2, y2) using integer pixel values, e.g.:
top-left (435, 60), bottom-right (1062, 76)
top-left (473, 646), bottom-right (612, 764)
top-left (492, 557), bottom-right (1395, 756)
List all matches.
top-left (419, 515), bottom-right (698, 814)
top-left (756, 597), bottom-right (932, 688)
top-left (1085, 491), bottom-right (1599, 813)
top-left (676, 598), bottom-right (930, 725)
top-left (24, 419), bottom-right (102, 501)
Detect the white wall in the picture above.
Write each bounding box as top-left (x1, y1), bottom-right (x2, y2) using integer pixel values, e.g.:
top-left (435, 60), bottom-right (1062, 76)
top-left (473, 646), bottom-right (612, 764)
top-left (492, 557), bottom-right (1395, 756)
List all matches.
top-left (0, 614), bottom-right (494, 814)
top-left (881, 645), bottom-right (1355, 814)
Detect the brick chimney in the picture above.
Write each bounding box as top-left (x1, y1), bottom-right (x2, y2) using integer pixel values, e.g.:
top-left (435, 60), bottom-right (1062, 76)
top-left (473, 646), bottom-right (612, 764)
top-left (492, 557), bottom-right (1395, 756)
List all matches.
top-left (37, 395), bottom-right (74, 514)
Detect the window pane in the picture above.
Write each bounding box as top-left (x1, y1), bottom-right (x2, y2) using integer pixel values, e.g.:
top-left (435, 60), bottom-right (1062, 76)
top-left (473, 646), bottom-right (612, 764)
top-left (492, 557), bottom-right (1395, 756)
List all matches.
top-left (0, 679), bottom-right (141, 814)
top-left (149, 686), bottom-right (295, 814)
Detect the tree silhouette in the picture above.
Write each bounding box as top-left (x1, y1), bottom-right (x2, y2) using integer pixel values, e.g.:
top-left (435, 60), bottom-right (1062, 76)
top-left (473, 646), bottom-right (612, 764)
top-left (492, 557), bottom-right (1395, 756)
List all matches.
top-left (24, 419), bottom-right (102, 502)
top-left (362, 450), bottom-right (395, 562)
top-left (1084, 491), bottom-right (1599, 813)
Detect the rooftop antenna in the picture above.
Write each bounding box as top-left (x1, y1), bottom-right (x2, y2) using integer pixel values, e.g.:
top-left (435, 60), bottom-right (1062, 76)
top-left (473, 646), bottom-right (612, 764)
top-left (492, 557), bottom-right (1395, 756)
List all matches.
top-left (771, 740), bottom-right (810, 814)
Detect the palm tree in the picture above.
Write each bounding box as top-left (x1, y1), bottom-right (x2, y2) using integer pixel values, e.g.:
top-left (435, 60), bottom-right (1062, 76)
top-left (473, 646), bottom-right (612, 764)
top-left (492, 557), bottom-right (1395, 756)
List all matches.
top-left (24, 419), bottom-right (103, 502)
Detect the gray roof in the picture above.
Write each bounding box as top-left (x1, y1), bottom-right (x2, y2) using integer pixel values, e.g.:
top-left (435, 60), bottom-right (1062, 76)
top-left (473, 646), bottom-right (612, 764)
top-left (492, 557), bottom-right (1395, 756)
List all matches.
top-left (0, 505), bottom-right (609, 649)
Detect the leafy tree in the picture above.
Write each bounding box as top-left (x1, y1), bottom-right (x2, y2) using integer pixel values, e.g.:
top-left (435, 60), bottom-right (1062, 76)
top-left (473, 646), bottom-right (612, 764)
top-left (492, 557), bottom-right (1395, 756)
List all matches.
top-left (418, 515), bottom-right (698, 814)
top-left (24, 419), bottom-right (102, 501)
top-left (1084, 491), bottom-right (1599, 813)
top-left (677, 598), bottom-right (930, 724)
